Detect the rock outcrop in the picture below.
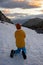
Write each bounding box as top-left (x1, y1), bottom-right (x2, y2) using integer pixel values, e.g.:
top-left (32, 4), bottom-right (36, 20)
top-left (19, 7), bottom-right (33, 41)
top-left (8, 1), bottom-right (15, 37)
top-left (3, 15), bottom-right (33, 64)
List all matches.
top-left (0, 11), bottom-right (13, 24)
top-left (22, 18), bottom-right (43, 29)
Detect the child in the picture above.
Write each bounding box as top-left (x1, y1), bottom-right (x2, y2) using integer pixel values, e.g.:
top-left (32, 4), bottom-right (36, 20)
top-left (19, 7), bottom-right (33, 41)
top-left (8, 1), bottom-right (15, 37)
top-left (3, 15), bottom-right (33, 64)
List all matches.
top-left (10, 23), bottom-right (26, 59)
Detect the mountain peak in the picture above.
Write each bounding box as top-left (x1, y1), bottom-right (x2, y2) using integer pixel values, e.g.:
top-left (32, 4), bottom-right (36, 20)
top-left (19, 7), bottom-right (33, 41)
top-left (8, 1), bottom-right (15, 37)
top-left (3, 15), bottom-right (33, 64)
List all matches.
top-left (0, 11), bottom-right (13, 24)
top-left (22, 18), bottom-right (43, 29)
top-left (0, 11), bottom-right (2, 13)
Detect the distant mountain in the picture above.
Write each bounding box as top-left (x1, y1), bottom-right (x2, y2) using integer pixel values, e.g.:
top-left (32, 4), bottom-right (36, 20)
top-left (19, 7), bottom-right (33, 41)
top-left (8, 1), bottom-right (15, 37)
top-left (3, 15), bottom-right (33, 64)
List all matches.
top-left (0, 11), bottom-right (13, 24)
top-left (12, 19), bottom-right (28, 24)
top-left (22, 18), bottom-right (43, 29)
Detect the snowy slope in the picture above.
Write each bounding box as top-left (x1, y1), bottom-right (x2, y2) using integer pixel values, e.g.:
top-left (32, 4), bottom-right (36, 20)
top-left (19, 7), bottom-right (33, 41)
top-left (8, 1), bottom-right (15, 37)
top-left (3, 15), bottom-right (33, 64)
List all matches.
top-left (0, 22), bottom-right (43, 65)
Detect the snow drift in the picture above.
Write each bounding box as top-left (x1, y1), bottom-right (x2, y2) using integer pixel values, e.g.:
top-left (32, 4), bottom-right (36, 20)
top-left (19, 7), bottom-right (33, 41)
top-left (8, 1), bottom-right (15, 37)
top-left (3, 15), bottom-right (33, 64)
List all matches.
top-left (0, 21), bottom-right (43, 65)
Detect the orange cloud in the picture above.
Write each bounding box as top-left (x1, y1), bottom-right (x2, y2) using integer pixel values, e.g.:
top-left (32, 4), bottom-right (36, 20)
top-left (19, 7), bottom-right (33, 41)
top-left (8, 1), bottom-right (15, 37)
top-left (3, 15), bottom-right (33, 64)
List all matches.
top-left (7, 16), bottom-right (16, 19)
top-left (2, 9), bottom-right (10, 14)
top-left (13, 0), bottom-right (24, 2)
top-left (28, 0), bottom-right (42, 7)
top-left (40, 10), bottom-right (43, 13)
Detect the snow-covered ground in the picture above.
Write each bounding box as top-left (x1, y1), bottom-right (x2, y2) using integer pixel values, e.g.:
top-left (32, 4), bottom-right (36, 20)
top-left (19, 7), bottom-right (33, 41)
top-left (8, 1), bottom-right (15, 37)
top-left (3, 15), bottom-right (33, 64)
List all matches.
top-left (0, 22), bottom-right (43, 65)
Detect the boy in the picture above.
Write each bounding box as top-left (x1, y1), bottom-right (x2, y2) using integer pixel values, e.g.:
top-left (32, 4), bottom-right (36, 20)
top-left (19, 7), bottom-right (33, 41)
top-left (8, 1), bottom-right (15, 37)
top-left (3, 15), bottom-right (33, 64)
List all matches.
top-left (10, 23), bottom-right (26, 59)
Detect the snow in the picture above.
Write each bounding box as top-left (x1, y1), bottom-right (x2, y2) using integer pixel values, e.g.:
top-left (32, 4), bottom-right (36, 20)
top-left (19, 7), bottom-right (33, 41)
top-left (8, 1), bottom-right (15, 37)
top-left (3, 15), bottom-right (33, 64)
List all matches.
top-left (0, 21), bottom-right (43, 65)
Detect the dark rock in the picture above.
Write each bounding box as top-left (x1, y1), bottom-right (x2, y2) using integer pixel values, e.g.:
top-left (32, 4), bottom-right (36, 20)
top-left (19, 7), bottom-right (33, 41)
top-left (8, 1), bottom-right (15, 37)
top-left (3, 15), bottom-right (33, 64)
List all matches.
top-left (22, 18), bottom-right (43, 29)
top-left (0, 11), bottom-right (13, 24)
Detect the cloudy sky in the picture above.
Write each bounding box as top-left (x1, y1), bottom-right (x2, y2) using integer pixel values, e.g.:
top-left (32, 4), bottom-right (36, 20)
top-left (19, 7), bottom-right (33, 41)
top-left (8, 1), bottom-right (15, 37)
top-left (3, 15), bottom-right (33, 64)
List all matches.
top-left (0, 0), bottom-right (43, 20)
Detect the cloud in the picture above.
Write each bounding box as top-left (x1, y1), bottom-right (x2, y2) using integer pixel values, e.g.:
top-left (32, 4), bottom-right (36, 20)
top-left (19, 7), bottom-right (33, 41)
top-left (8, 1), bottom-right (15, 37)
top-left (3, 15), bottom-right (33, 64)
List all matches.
top-left (40, 10), bottom-right (43, 13)
top-left (0, 0), bottom-right (11, 2)
top-left (28, 0), bottom-right (43, 7)
top-left (6, 13), bottom-right (28, 19)
top-left (0, 0), bottom-right (5, 2)
top-left (13, 0), bottom-right (25, 2)
top-left (0, 0), bottom-right (39, 8)
top-left (2, 9), bottom-right (10, 14)
top-left (0, 0), bottom-right (11, 3)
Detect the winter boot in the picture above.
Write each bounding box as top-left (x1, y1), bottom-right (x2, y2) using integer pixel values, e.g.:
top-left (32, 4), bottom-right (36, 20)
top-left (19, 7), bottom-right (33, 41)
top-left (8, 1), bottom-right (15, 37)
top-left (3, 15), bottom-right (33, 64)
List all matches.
top-left (22, 51), bottom-right (27, 59)
top-left (10, 49), bottom-right (15, 58)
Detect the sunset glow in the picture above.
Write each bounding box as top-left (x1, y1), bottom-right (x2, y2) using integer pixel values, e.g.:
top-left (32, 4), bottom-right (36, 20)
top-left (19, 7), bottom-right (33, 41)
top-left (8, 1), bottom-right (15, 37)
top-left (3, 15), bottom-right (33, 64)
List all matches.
top-left (0, 0), bottom-right (43, 20)
top-left (13, 0), bottom-right (24, 2)
top-left (28, 0), bottom-right (43, 7)
top-left (3, 9), bottom-right (10, 14)
top-left (12, 0), bottom-right (43, 7)
top-left (7, 16), bottom-right (16, 19)
top-left (2, 8), bottom-right (42, 14)
top-left (1, 7), bottom-right (43, 20)
top-left (40, 1), bottom-right (43, 8)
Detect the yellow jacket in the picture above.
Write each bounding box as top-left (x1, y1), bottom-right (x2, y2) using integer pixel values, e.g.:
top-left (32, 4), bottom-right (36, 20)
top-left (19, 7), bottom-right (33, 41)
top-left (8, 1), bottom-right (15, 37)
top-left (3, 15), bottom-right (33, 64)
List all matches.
top-left (14, 29), bottom-right (26, 48)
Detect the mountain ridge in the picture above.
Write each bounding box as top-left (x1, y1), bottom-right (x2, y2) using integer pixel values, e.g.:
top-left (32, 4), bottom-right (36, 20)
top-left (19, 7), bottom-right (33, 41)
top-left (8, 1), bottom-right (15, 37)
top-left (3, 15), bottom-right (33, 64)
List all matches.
top-left (22, 18), bottom-right (43, 29)
top-left (0, 11), bottom-right (13, 24)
